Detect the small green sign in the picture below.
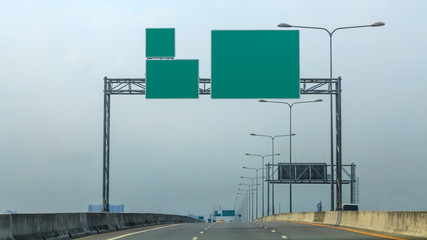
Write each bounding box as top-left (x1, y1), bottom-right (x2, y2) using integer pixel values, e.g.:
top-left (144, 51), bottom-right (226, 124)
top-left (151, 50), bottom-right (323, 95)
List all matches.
top-left (211, 30), bottom-right (300, 99)
top-left (146, 60), bottom-right (199, 98)
top-left (146, 28), bottom-right (175, 58)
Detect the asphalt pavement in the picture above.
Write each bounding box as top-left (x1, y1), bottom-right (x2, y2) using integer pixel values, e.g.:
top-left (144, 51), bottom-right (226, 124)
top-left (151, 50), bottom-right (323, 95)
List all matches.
top-left (76, 221), bottom-right (412, 240)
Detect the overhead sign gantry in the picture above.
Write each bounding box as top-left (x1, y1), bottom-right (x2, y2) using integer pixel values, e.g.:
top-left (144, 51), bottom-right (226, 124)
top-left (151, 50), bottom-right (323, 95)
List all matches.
top-left (102, 28), bottom-right (343, 212)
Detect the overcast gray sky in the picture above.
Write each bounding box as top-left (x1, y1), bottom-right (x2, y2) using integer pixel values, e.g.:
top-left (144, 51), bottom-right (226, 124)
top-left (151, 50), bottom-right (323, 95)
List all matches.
top-left (1, 0), bottom-right (426, 217)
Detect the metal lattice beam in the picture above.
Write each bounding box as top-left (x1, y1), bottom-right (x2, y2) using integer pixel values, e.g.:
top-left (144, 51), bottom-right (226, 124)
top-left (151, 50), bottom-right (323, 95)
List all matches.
top-left (103, 77), bottom-right (339, 95)
top-left (300, 78), bottom-right (339, 95)
top-left (106, 78), bottom-right (146, 95)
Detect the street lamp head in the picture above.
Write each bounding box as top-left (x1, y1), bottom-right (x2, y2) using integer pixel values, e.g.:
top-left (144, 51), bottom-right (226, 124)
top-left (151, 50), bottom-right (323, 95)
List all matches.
top-left (315, 99), bottom-right (323, 102)
top-left (278, 23), bottom-right (292, 28)
top-left (291, 133), bottom-right (296, 136)
top-left (250, 133), bottom-right (256, 136)
top-left (240, 176), bottom-right (244, 178)
top-left (258, 99), bottom-right (267, 102)
top-left (371, 22), bottom-right (385, 27)
top-left (242, 167), bottom-right (247, 169)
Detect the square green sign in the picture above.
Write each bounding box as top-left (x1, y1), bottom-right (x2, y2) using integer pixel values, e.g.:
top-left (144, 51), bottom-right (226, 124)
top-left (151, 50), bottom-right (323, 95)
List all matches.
top-left (146, 60), bottom-right (199, 98)
top-left (146, 28), bottom-right (175, 58)
top-left (211, 30), bottom-right (300, 99)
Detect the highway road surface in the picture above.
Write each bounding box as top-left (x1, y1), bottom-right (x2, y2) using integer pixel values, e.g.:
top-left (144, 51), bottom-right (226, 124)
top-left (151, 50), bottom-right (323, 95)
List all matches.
top-left (77, 221), bottom-right (413, 240)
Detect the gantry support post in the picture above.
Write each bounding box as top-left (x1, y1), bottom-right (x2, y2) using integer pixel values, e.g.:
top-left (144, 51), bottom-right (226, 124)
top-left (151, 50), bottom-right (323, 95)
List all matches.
top-left (103, 77), bottom-right (111, 212)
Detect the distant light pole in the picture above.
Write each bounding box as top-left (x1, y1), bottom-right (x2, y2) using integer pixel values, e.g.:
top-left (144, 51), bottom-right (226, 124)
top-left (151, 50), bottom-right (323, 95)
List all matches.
top-left (239, 183), bottom-right (251, 220)
top-left (236, 195), bottom-right (248, 222)
top-left (235, 196), bottom-right (246, 222)
top-left (278, 21), bottom-right (385, 211)
top-left (237, 189), bottom-right (250, 222)
top-left (259, 99), bottom-right (322, 213)
top-left (250, 133), bottom-right (295, 215)
top-left (241, 177), bottom-right (256, 221)
top-left (243, 167), bottom-right (263, 219)
top-left (246, 153), bottom-right (280, 218)
top-left (234, 197), bottom-right (242, 211)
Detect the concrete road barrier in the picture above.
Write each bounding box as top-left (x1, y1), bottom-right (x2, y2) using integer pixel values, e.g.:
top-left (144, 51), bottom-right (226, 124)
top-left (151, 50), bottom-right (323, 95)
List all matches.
top-left (0, 215), bottom-right (11, 240)
top-left (0, 213), bottom-right (202, 240)
top-left (258, 211), bottom-right (427, 239)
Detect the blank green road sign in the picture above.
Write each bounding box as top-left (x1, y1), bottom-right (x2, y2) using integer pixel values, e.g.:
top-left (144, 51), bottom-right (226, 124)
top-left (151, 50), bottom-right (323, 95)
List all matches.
top-left (146, 60), bottom-right (199, 98)
top-left (222, 210), bottom-right (235, 216)
top-left (146, 28), bottom-right (175, 58)
top-left (211, 30), bottom-right (300, 99)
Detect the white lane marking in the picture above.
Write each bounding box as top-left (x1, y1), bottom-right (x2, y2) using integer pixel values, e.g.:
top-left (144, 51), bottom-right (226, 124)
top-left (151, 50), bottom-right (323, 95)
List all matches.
top-left (281, 235), bottom-right (288, 239)
top-left (204, 227), bottom-right (208, 230)
top-left (192, 237), bottom-right (198, 240)
top-left (264, 226), bottom-right (268, 229)
top-left (106, 224), bottom-right (181, 240)
top-left (271, 229), bottom-right (276, 233)
top-left (200, 231), bottom-right (204, 234)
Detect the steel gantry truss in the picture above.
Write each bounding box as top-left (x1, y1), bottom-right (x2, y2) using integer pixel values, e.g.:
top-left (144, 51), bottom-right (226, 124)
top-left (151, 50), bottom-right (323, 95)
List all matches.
top-left (102, 76), bottom-right (343, 212)
top-left (270, 163), bottom-right (357, 204)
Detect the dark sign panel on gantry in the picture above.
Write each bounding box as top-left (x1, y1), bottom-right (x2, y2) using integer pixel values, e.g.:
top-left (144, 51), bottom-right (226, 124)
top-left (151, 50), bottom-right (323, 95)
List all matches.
top-left (278, 163), bottom-right (328, 183)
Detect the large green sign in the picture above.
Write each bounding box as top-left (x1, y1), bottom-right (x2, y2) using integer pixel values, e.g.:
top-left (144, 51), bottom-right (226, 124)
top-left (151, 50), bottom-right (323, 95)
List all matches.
top-left (146, 60), bottom-right (199, 98)
top-left (211, 30), bottom-right (300, 99)
top-left (146, 28), bottom-right (175, 58)
top-left (222, 210), bottom-right (235, 216)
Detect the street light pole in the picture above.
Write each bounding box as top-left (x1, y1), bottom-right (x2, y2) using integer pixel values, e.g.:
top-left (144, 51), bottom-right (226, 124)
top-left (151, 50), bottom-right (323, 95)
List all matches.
top-left (259, 99), bottom-right (323, 213)
top-left (267, 162), bottom-right (270, 215)
top-left (243, 167), bottom-right (263, 219)
top-left (278, 21), bottom-right (384, 211)
top-left (250, 133), bottom-right (295, 215)
top-left (239, 183), bottom-right (251, 220)
top-left (241, 177), bottom-right (256, 221)
top-left (246, 153), bottom-right (280, 218)
top-left (238, 188), bottom-right (250, 221)
top-left (235, 197), bottom-right (245, 222)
